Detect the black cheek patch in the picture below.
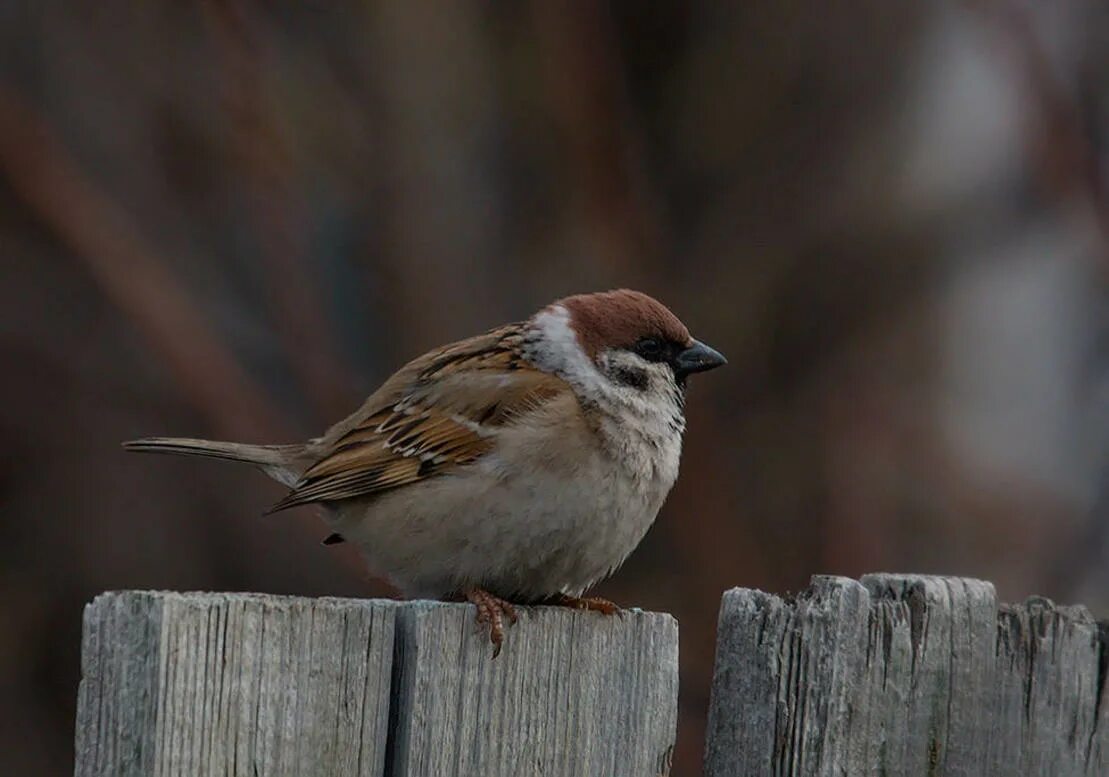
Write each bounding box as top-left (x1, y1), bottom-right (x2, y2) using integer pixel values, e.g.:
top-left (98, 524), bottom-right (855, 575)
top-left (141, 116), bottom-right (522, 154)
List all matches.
top-left (612, 365), bottom-right (649, 391)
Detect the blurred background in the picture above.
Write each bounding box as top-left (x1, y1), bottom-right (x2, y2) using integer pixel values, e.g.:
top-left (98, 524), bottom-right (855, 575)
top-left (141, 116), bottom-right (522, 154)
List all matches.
top-left (3, 2), bottom-right (1109, 774)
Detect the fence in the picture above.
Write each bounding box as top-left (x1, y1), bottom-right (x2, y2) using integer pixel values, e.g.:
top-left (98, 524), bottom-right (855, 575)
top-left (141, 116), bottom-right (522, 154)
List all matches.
top-left (74, 574), bottom-right (1107, 776)
top-left (705, 574), bottom-right (1107, 776)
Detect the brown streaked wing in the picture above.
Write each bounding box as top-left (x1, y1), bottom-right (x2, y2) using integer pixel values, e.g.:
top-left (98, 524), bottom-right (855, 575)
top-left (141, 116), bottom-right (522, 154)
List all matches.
top-left (266, 327), bottom-right (570, 512)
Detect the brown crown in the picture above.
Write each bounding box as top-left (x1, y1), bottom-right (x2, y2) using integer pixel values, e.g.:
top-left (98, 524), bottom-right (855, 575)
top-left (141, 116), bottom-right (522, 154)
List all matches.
top-left (556, 289), bottom-right (692, 360)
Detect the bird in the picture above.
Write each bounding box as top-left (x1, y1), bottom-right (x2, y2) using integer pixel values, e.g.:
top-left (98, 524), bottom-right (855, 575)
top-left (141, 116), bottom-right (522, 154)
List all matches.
top-left (124, 289), bottom-right (725, 655)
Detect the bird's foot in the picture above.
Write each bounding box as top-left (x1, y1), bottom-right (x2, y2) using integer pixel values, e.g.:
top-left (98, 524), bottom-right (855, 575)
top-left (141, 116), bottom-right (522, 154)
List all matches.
top-left (463, 588), bottom-right (519, 658)
top-left (548, 593), bottom-right (622, 616)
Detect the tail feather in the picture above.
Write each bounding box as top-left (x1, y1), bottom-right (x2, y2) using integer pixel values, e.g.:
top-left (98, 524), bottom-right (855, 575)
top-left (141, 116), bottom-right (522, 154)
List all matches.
top-left (122, 437), bottom-right (305, 486)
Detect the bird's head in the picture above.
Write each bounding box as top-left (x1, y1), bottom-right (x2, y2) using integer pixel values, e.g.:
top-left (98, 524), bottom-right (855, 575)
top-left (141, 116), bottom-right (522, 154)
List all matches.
top-left (526, 289), bottom-right (726, 408)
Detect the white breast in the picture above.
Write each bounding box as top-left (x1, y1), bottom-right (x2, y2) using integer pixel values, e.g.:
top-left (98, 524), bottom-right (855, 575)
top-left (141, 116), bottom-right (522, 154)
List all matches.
top-left (332, 392), bottom-right (682, 600)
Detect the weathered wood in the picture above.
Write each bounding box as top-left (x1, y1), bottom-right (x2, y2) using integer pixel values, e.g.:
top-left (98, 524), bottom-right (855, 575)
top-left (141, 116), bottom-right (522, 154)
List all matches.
top-left (75, 592), bottom-right (397, 777)
top-left (704, 574), bottom-right (1109, 777)
top-left (388, 602), bottom-right (679, 777)
top-left (75, 592), bottom-right (679, 777)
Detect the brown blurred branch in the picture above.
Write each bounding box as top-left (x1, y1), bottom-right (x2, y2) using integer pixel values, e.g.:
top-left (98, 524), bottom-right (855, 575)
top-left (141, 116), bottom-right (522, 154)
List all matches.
top-left (0, 82), bottom-right (381, 584)
top-left (0, 83), bottom-right (288, 441)
top-left (976, 0), bottom-right (1109, 246)
top-left (531, 2), bottom-right (665, 278)
top-left (202, 0), bottom-right (360, 422)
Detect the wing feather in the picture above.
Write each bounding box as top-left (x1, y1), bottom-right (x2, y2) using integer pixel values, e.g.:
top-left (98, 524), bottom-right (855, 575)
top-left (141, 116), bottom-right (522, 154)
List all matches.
top-left (267, 326), bottom-right (571, 512)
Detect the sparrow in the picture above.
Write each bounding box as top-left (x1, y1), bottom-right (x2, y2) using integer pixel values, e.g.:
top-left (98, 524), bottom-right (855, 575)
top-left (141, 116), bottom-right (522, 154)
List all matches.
top-left (124, 289), bottom-right (725, 655)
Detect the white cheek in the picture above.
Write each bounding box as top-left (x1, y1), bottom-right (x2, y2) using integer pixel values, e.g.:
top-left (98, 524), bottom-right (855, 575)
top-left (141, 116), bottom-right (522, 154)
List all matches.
top-left (596, 351), bottom-right (679, 414)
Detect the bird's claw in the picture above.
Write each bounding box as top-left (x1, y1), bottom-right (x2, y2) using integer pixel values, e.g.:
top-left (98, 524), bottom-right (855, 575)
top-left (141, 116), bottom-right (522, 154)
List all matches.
top-left (464, 588), bottom-right (519, 658)
top-left (550, 593), bottom-right (622, 616)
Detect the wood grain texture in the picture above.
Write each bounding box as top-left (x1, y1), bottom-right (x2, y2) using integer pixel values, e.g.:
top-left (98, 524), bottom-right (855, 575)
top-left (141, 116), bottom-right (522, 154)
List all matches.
top-left (704, 574), bottom-right (1109, 777)
top-left (74, 593), bottom-right (679, 777)
top-left (75, 592), bottom-right (397, 777)
top-left (388, 602), bottom-right (679, 777)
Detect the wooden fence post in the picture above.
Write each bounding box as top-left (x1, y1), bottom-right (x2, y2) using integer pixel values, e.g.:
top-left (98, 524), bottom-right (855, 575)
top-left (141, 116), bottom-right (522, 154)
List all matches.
top-left (74, 592), bottom-right (398, 777)
top-left (74, 592), bottom-right (679, 777)
top-left (704, 574), bottom-right (1109, 777)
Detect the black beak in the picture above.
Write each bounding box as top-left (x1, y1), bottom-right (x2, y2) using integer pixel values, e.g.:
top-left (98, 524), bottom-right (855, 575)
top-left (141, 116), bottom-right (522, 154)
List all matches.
top-left (674, 339), bottom-right (727, 378)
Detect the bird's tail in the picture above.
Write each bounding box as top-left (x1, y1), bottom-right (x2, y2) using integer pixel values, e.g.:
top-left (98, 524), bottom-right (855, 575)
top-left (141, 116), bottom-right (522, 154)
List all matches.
top-left (122, 437), bottom-right (305, 486)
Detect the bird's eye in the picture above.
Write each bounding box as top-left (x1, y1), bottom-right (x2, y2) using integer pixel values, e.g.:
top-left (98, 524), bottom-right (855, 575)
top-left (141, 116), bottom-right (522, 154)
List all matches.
top-left (633, 337), bottom-right (665, 362)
